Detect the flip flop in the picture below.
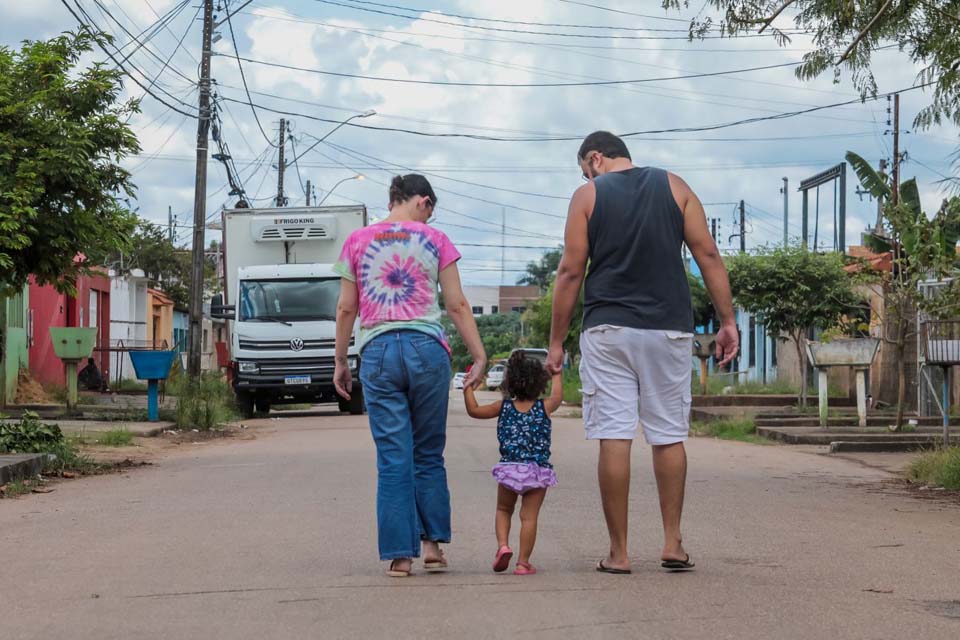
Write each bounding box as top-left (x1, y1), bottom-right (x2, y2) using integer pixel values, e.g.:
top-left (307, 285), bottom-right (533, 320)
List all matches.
top-left (386, 559), bottom-right (412, 578)
top-left (661, 555), bottom-right (695, 571)
top-left (424, 553), bottom-right (448, 571)
top-left (596, 560), bottom-right (631, 575)
top-left (513, 561), bottom-right (536, 576)
top-left (493, 546), bottom-right (514, 573)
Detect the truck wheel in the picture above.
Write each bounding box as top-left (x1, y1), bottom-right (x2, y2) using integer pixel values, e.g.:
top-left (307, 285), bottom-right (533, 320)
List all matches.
top-left (255, 399), bottom-right (271, 415)
top-left (339, 388), bottom-right (365, 415)
top-left (237, 392), bottom-right (255, 419)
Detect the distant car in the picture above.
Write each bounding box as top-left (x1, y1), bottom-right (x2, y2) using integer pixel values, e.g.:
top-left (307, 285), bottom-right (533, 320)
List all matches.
top-left (452, 372), bottom-right (466, 389)
top-left (512, 348), bottom-right (548, 366)
top-left (486, 364), bottom-right (505, 391)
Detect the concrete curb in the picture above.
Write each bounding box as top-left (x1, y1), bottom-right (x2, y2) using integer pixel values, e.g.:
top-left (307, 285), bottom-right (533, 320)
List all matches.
top-left (0, 454), bottom-right (46, 484)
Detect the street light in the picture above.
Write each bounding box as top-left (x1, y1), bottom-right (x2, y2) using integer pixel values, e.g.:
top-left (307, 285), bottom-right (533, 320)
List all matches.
top-left (287, 110), bottom-right (376, 167)
top-left (316, 175), bottom-right (364, 206)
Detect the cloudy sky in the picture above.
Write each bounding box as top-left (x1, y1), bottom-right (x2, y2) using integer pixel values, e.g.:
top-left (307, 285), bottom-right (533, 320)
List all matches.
top-left (4, 0), bottom-right (958, 284)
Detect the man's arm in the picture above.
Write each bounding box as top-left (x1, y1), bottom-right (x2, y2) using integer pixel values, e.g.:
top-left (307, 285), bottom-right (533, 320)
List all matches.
top-left (670, 173), bottom-right (739, 367)
top-left (547, 183), bottom-right (594, 374)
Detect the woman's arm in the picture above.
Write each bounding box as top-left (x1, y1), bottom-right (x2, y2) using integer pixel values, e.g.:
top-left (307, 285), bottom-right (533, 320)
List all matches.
top-left (334, 278), bottom-right (360, 400)
top-left (464, 385), bottom-right (503, 419)
top-left (439, 263), bottom-right (487, 389)
top-left (543, 372), bottom-right (564, 415)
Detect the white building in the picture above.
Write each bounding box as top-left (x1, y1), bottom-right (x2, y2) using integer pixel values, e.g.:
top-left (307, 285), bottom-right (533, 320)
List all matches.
top-left (109, 268), bottom-right (149, 382)
top-left (462, 286), bottom-right (501, 316)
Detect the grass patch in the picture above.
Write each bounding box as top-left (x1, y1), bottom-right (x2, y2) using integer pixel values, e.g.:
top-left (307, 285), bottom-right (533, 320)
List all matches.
top-left (272, 403), bottom-right (314, 411)
top-left (112, 379), bottom-right (148, 393)
top-left (562, 369), bottom-right (582, 405)
top-left (43, 384), bottom-right (68, 405)
top-left (691, 418), bottom-right (769, 444)
top-left (0, 479), bottom-right (33, 498)
top-left (96, 429), bottom-right (134, 447)
top-left (906, 447), bottom-right (960, 490)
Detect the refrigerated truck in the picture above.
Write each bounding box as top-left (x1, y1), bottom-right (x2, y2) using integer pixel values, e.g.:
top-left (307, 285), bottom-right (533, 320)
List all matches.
top-left (211, 205), bottom-right (368, 417)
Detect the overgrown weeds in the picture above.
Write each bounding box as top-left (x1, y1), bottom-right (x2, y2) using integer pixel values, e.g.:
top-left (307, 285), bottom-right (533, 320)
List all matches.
top-left (96, 429), bottom-right (134, 447)
top-left (562, 369), bottom-right (582, 405)
top-left (691, 419), bottom-right (769, 445)
top-left (907, 447), bottom-right (960, 490)
top-left (0, 412), bottom-right (98, 475)
top-left (170, 372), bottom-right (237, 431)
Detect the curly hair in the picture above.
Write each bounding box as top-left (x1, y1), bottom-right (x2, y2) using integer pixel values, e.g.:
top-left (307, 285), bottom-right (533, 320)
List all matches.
top-left (504, 350), bottom-right (551, 402)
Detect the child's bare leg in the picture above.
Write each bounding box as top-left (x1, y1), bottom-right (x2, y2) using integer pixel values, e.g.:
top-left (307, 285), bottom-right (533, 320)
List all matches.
top-left (518, 488), bottom-right (547, 564)
top-left (496, 484), bottom-right (518, 548)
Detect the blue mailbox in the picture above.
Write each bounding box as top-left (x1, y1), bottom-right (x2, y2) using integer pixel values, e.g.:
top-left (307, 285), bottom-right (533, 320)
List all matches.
top-left (128, 350), bottom-right (177, 422)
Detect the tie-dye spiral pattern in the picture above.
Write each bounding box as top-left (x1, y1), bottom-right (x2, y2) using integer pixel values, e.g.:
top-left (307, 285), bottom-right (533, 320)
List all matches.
top-left (334, 221), bottom-right (461, 353)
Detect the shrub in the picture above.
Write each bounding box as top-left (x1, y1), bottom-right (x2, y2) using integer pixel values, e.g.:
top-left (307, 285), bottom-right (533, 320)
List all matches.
top-left (907, 447), bottom-right (960, 490)
top-left (562, 368), bottom-right (582, 405)
top-left (0, 412), bottom-right (64, 453)
top-left (171, 372), bottom-right (237, 431)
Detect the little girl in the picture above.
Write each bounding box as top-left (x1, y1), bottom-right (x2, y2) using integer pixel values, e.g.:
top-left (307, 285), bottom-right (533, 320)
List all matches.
top-left (464, 350), bottom-right (563, 575)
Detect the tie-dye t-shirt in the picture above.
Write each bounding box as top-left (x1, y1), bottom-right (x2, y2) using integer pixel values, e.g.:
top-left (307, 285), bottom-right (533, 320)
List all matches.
top-left (334, 221), bottom-right (461, 353)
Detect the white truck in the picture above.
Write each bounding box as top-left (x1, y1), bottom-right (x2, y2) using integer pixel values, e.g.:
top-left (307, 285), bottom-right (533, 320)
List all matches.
top-left (211, 205), bottom-right (367, 417)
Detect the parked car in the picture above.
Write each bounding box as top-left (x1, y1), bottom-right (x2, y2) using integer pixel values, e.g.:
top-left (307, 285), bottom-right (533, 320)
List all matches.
top-left (452, 372), bottom-right (466, 389)
top-left (486, 364), bottom-right (505, 391)
top-left (512, 348), bottom-right (548, 366)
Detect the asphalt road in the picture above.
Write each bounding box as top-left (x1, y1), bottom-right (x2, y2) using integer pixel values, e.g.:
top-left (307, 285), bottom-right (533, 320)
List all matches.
top-left (2, 392), bottom-right (959, 639)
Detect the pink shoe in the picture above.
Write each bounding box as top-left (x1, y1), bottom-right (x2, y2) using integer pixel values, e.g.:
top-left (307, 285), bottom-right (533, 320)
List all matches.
top-left (493, 546), bottom-right (513, 573)
top-left (513, 561), bottom-right (537, 576)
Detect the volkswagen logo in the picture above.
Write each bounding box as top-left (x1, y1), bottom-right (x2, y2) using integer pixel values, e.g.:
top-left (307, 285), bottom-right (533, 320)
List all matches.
top-left (289, 338), bottom-right (305, 352)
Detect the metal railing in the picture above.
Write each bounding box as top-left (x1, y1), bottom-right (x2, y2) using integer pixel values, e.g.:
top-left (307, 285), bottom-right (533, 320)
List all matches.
top-left (921, 320), bottom-right (960, 365)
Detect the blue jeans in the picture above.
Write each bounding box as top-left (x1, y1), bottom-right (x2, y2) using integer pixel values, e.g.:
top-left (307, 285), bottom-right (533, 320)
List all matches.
top-left (360, 330), bottom-right (452, 560)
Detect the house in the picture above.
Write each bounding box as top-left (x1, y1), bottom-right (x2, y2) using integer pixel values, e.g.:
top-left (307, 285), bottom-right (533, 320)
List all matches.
top-left (146, 288), bottom-right (174, 350)
top-left (173, 307), bottom-right (189, 354)
top-left (499, 285), bottom-right (540, 314)
top-left (109, 268), bottom-right (149, 383)
top-left (0, 286), bottom-right (30, 406)
top-left (28, 272), bottom-right (111, 387)
top-left (462, 286), bottom-right (502, 316)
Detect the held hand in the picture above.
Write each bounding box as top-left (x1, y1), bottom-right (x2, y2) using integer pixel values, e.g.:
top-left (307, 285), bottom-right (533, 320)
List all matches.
top-left (715, 323), bottom-right (740, 368)
top-left (546, 345), bottom-right (564, 376)
top-left (464, 357), bottom-right (487, 390)
top-left (334, 363), bottom-right (353, 400)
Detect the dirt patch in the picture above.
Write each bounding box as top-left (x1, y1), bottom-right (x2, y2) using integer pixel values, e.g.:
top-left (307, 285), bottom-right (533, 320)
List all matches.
top-left (79, 425), bottom-right (257, 465)
top-left (13, 370), bottom-right (51, 405)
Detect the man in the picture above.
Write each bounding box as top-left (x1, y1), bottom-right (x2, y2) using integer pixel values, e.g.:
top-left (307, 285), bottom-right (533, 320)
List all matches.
top-left (547, 131), bottom-right (738, 574)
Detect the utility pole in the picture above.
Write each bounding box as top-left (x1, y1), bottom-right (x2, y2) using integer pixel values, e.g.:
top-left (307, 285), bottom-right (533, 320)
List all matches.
top-left (305, 179), bottom-right (311, 206)
top-left (168, 205), bottom-right (174, 242)
top-left (739, 200), bottom-right (746, 254)
top-left (275, 118), bottom-right (286, 207)
top-left (500, 207), bottom-right (506, 286)
top-left (187, 0), bottom-right (213, 378)
top-left (874, 158), bottom-right (887, 233)
top-left (781, 177), bottom-right (789, 247)
top-left (892, 93), bottom-right (900, 205)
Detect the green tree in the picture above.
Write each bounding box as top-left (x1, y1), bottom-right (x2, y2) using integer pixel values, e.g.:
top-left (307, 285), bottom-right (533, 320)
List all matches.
top-left (524, 283), bottom-right (584, 358)
top-left (0, 30), bottom-right (139, 295)
top-left (727, 246), bottom-right (863, 405)
top-left (518, 248), bottom-right (562, 293)
top-left (664, 1), bottom-right (960, 131)
top-left (688, 271), bottom-right (718, 329)
top-left (847, 151), bottom-right (960, 429)
top-left (444, 312), bottom-right (523, 372)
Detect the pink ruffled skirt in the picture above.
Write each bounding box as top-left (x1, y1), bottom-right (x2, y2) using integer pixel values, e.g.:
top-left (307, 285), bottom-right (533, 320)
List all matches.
top-left (492, 462), bottom-right (558, 494)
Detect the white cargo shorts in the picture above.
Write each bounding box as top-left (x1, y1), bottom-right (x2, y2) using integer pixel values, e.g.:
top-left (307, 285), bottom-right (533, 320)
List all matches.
top-left (579, 325), bottom-right (693, 445)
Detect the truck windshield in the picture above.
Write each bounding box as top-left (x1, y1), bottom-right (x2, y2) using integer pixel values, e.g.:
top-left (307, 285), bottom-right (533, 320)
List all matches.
top-left (238, 278), bottom-right (339, 323)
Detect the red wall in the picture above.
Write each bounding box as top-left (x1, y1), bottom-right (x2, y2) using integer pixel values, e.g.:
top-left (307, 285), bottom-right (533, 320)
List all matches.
top-left (29, 273), bottom-right (111, 387)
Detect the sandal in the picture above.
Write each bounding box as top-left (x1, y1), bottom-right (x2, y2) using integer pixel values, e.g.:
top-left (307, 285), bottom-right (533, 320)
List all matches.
top-left (386, 559), bottom-right (412, 578)
top-left (493, 546), bottom-right (513, 573)
top-left (661, 554), bottom-right (695, 571)
top-left (513, 561), bottom-right (537, 576)
top-left (423, 551), bottom-right (448, 572)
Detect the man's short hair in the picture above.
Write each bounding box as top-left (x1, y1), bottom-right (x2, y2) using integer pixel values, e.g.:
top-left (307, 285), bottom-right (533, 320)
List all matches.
top-left (578, 131), bottom-right (631, 161)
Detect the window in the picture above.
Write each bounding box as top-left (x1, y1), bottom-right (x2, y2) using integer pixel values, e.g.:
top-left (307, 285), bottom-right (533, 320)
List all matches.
top-left (88, 291), bottom-right (98, 328)
top-left (512, 306), bottom-right (525, 313)
top-left (239, 278), bottom-right (339, 322)
top-left (471, 306), bottom-right (484, 315)
top-left (748, 317), bottom-right (756, 368)
top-left (491, 305), bottom-right (499, 314)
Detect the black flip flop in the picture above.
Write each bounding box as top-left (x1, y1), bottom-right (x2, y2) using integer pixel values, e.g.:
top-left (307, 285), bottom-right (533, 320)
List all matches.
top-left (661, 555), bottom-right (695, 571)
top-left (596, 560), bottom-right (632, 575)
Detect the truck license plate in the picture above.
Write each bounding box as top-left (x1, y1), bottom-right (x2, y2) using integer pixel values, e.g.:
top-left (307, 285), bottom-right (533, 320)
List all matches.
top-left (284, 375), bottom-right (311, 385)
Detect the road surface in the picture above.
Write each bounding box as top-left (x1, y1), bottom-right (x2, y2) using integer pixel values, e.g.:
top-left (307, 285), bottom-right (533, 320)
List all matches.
top-left (2, 393), bottom-right (959, 639)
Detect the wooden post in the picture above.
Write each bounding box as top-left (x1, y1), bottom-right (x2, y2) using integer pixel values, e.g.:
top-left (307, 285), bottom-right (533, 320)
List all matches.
top-left (66, 360), bottom-right (79, 411)
top-left (700, 358), bottom-right (708, 395)
top-left (818, 368), bottom-right (829, 428)
top-left (855, 369), bottom-right (867, 428)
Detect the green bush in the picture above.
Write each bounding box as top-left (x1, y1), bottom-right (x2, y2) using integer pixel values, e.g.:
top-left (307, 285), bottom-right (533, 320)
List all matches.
top-left (907, 447), bottom-right (960, 490)
top-left (0, 412), bottom-right (64, 453)
top-left (171, 372), bottom-right (237, 431)
top-left (562, 368), bottom-right (582, 405)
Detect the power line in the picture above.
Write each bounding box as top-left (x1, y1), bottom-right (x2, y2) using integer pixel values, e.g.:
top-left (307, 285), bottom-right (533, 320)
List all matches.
top-left (224, 0), bottom-right (279, 148)
top-left (217, 53), bottom-right (802, 87)
top-left (554, 0), bottom-right (690, 22)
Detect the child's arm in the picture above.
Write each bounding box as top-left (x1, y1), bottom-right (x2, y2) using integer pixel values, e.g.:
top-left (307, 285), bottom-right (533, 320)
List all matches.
top-left (464, 385), bottom-right (503, 419)
top-left (543, 372), bottom-right (564, 415)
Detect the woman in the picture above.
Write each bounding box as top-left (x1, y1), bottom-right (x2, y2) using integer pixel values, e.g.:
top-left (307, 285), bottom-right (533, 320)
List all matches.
top-left (333, 174), bottom-right (486, 577)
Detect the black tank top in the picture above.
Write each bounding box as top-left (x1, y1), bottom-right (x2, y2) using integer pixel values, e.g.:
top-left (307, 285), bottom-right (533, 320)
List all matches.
top-left (583, 167), bottom-right (694, 332)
